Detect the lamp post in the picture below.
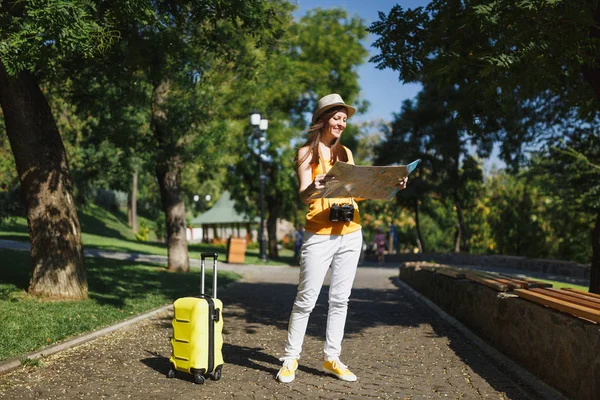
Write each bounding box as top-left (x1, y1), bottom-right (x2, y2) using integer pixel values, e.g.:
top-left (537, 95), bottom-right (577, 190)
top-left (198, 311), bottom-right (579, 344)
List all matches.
top-left (251, 111), bottom-right (268, 262)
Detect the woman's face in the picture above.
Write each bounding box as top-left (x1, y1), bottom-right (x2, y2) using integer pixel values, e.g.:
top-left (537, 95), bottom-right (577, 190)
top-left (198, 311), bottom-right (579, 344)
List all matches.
top-left (323, 109), bottom-right (348, 143)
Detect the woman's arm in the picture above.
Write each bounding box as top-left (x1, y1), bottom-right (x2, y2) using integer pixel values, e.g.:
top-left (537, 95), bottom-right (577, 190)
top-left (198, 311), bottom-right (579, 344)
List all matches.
top-left (297, 147), bottom-right (329, 205)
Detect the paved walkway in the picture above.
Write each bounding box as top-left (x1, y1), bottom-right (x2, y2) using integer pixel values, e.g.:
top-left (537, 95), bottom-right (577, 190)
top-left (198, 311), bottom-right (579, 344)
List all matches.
top-left (0, 244), bottom-right (552, 400)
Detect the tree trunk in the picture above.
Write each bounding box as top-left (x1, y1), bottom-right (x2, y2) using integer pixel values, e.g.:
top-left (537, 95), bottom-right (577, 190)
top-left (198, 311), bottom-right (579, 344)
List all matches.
top-left (0, 64), bottom-right (86, 299)
top-left (582, 4), bottom-right (600, 100)
top-left (128, 169), bottom-right (138, 233)
top-left (156, 163), bottom-right (189, 272)
top-left (453, 221), bottom-right (461, 253)
top-left (414, 199), bottom-right (425, 253)
top-left (266, 195), bottom-right (279, 258)
top-left (151, 79), bottom-right (188, 272)
top-left (583, 6), bottom-right (600, 294)
top-left (453, 194), bottom-right (469, 253)
top-left (590, 211), bottom-right (600, 294)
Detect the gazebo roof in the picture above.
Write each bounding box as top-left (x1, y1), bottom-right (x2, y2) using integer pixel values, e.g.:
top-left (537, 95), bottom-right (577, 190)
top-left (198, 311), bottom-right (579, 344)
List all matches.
top-left (190, 191), bottom-right (257, 226)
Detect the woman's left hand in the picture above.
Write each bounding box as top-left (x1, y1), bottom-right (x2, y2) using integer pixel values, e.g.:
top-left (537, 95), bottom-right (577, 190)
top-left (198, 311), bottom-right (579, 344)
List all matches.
top-left (396, 176), bottom-right (408, 190)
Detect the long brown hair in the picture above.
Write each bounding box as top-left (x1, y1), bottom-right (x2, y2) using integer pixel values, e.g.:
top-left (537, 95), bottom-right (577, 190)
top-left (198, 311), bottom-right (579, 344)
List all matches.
top-left (296, 106), bottom-right (350, 166)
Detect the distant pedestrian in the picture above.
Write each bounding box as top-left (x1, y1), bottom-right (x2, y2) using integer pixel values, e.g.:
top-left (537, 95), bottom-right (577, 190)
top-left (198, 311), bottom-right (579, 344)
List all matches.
top-left (374, 228), bottom-right (386, 265)
top-left (293, 225), bottom-right (304, 262)
top-left (275, 93), bottom-right (409, 384)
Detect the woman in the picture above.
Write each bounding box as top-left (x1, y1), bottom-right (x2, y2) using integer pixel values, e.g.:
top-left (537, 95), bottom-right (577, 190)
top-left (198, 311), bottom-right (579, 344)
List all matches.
top-left (276, 94), bottom-right (407, 383)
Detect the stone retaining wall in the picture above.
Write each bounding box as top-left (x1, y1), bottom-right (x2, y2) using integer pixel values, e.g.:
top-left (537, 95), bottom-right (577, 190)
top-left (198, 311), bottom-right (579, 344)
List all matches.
top-left (379, 253), bottom-right (590, 279)
top-left (400, 262), bottom-right (600, 400)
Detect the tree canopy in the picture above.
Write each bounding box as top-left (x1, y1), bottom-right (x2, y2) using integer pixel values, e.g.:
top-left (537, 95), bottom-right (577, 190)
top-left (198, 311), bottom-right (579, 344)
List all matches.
top-left (369, 0), bottom-right (600, 292)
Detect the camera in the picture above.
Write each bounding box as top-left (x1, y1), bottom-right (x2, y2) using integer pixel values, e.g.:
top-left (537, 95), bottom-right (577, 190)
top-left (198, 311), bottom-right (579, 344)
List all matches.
top-left (329, 203), bottom-right (354, 222)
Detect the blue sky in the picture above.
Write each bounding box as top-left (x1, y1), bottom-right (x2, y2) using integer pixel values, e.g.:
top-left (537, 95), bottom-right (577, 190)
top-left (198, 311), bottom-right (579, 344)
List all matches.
top-left (293, 0), bottom-right (431, 123)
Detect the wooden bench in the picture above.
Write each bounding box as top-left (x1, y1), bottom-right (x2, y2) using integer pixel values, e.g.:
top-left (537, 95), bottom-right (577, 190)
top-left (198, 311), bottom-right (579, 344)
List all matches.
top-left (427, 266), bottom-right (599, 324)
top-left (410, 264), bottom-right (550, 292)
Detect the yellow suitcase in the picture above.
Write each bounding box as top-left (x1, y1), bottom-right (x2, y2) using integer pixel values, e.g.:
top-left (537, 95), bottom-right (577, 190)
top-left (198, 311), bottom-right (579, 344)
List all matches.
top-left (167, 253), bottom-right (224, 384)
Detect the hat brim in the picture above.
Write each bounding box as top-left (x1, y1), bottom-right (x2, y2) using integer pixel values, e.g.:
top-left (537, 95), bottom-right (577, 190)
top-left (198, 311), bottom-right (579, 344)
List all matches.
top-left (312, 103), bottom-right (356, 124)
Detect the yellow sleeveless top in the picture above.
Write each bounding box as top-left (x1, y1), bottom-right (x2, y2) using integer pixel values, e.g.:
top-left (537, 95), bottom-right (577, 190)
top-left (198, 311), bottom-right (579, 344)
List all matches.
top-left (305, 146), bottom-right (362, 235)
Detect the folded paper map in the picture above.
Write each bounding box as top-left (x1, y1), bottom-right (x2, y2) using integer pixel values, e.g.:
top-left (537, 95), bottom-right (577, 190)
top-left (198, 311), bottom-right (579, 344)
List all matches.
top-left (310, 159), bottom-right (420, 200)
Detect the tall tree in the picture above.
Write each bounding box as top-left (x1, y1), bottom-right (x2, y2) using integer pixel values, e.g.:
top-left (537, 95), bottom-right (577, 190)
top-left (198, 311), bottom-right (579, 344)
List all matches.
top-left (64, 1), bottom-right (289, 271)
top-left (369, 0), bottom-right (600, 291)
top-left (142, 1), bottom-right (287, 271)
top-left (0, 0), bottom-right (127, 298)
top-left (375, 84), bottom-right (484, 253)
top-left (530, 126), bottom-right (600, 292)
top-left (227, 8), bottom-right (369, 258)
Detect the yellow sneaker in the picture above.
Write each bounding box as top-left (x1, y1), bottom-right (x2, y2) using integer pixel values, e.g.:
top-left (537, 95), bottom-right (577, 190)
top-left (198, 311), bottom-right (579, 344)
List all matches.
top-left (276, 358), bottom-right (298, 383)
top-left (323, 358), bottom-right (357, 382)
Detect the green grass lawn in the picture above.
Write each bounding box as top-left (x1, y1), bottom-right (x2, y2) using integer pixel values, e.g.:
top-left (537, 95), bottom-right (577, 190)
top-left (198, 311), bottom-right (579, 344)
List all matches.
top-left (524, 277), bottom-right (589, 292)
top-left (0, 248), bottom-right (241, 362)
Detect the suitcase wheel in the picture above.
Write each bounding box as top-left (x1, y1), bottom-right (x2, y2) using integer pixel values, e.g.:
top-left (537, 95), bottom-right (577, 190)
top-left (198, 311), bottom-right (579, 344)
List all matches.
top-left (212, 365), bottom-right (223, 381)
top-left (167, 363), bottom-right (176, 379)
top-left (193, 372), bottom-right (205, 385)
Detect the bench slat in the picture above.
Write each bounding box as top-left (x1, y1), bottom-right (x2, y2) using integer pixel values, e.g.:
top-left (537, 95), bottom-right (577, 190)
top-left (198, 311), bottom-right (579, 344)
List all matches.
top-left (494, 274), bottom-right (534, 288)
top-left (436, 268), bottom-right (466, 279)
top-left (530, 288), bottom-right (600, 310)
top-left (496, 274), bottom-right (553, 289)
top-left (466, 271), bottom-right (525, 289)
top-left (521, 279), bottom-right (553, 289)
top-left (555, 288), bottom-right (600, 305)
top-left (465, 272), bottom-right (509, 292)
top-left (562, 288), bottom-right (600, 300)
top-left (514, 289), bottom-right (600, 323)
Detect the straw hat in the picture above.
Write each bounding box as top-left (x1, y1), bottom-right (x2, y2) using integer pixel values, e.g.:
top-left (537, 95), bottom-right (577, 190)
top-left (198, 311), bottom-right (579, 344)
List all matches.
top-left (312, 93), bottom-right (356, 124)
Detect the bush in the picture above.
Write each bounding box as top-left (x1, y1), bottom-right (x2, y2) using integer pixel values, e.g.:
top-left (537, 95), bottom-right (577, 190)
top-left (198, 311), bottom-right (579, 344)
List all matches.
top-left (94, 189), bottom-right (128, 212)
top-left (135, 221), bottom-right (150, 242)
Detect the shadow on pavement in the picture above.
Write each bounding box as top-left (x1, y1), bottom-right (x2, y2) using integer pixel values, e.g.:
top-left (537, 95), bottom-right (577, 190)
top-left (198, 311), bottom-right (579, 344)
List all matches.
top-left (140, 354), bottom-right (199, 384)
top-left (223, 276), bottom-right (539, 398)
top-left (223, 343), bottom-right (280, 375)
top-left (139, 343), bottom-right (326, 383)
top-left (140, 350), bottom-right (170, 376)
top-left (390, 277), bottom-right (544, 400)
top-left (220, 280), bottom-right (433, 343)
top-left (223, 343), bottom-right (324, 378)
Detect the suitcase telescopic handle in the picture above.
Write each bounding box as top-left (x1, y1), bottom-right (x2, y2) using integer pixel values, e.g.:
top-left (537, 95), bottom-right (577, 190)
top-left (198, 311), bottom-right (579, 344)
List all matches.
top-left (200, 252), bottom-right (218, 298)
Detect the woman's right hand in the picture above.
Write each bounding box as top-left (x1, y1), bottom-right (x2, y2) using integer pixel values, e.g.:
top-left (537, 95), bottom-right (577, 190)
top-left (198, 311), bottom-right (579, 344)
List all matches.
top-left (313, 173), bottom-right (334, 190)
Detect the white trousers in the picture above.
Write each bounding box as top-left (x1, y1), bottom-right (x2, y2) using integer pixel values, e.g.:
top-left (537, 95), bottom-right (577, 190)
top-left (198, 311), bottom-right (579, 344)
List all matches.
top-left (283, 229), bottom-right (362, 360)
